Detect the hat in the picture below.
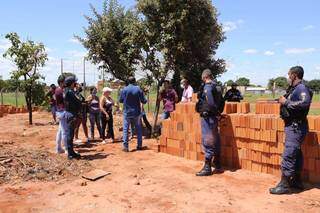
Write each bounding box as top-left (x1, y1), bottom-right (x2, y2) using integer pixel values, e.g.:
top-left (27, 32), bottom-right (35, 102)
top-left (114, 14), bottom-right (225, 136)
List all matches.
top-left (102, 87), bottom-right (113, 93)
top-left (64, 76), bottom-right (77, 87)
top-left (231, 82), bottom-right (238, 86)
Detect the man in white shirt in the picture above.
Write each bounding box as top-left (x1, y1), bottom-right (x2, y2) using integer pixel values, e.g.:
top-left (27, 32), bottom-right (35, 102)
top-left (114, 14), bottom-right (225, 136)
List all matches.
top-left (181, 79), bottom-right (194, 102)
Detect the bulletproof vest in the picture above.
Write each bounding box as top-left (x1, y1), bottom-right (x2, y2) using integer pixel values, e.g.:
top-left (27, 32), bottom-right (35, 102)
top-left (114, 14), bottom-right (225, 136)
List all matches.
top-left (196, 82), bottom-right (224, 116)
top-left (280, 84), bottom-right (313, 123)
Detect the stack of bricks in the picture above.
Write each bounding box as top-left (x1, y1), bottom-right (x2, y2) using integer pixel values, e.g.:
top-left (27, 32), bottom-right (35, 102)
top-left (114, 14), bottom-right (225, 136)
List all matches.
top-left (0, 105), bottom-right (29, 118)
top-left (158, 96), bottom-right (320, 183)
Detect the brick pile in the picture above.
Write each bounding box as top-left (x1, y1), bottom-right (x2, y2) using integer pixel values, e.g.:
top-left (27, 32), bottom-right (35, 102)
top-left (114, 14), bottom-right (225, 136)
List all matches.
top-left (158, 96), bottom-right (320, 183)
top-left (0, 105), bottom-right (30, 118)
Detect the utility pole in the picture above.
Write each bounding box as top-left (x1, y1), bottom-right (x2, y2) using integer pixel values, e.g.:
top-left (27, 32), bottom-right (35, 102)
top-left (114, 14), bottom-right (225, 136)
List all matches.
top-left (83, 57), bottom-right (86, 97)
top-left (60, 58), bottom-right (63, 75)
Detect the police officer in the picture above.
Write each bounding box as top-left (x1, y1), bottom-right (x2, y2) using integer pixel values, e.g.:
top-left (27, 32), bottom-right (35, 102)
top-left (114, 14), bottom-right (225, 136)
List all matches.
top-left (269, 66), bottom-right (312, 194)
top-left (64, 76), bottom-right (82, 160)
top-left (224, 82), bottom-right (243, 102)
top-left (196, 69), bottom-right (223, 176)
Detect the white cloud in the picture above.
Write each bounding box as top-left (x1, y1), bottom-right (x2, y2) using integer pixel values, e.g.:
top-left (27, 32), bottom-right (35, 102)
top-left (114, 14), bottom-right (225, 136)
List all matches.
top-left (264, 51), bottom-right (275, 56)
top-left (0, 39), bottom-right (11, 51)
top-left (316, 66), bottom-right (320, 71)
top-left (285, 48), bottom-right (316, 54)
top-left (226, 62), bottom-right (236, 71)
top-left (303, 25), bottom-right (315, 31)
top-left (222, 19), bottom-right (244, 32)
top-left (68, 38), bottom-right (80, 44)
top-left (243, 49), bottom-right (258, 54)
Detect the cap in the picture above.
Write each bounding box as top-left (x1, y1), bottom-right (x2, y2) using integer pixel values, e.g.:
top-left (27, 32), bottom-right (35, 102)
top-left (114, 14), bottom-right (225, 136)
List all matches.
top-left (231, 82), bottom-right (238, 86)
top-left (102, 87), bottom-right (113, 93)
top-left (64, 76), bottom-right (77, 87)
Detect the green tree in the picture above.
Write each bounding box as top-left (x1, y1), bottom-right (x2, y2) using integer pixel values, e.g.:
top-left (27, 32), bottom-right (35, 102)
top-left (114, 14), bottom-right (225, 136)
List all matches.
top-left (235, 77), bottom-right (250, 86)
top-left (78, 0), bottom-right (143, 81)
top-left (268, 77), bottom-right (288, 90)
top-left (3, 32), bottom-right (48, 124)
top-left (225, 80), bottom-right (234, 86)
top-left (307, 79), bottom-right (320, 92)
top-left (137, 0), bottom-right (226, 92)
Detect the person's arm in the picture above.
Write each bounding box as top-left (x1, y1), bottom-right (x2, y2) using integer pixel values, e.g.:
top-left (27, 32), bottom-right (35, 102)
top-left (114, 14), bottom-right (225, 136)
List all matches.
top-left (86, 95), bottom-right (92, 103)
top-left (99, 96), bottom-right (108, 115)
top-left (283, 87), bottom-right (311, 110)
top-left (140, 89), bottom-right (147, 104)
top-left (174, 90), bottom-right (179, 103)
top-left (119, 90), bottom-right (124, 103)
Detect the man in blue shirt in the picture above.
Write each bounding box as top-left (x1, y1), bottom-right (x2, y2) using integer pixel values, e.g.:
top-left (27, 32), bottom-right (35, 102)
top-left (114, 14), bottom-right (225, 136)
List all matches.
top-left (119, 76), bottom-right (147, 152)
top-left (270, 66), bottom-right (312, 194)
top-left (196, 69), bottom-right (223, 176)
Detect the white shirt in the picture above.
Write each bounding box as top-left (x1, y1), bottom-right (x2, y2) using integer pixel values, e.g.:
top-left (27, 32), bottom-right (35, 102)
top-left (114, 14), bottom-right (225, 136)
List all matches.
top-left (181, 85), bottom-right (194, 102)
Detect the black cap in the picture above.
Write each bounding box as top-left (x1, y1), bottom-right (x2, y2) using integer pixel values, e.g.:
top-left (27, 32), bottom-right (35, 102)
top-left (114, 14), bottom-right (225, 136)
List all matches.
top-left (231, 82), bottom-right (238, 86)
top-left (64, 76), bottom-right (77, 87)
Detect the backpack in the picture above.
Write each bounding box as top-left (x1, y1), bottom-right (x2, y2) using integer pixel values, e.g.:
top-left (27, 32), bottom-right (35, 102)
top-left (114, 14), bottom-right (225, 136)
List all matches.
top-left (196, 82), bottom-right (225, 115)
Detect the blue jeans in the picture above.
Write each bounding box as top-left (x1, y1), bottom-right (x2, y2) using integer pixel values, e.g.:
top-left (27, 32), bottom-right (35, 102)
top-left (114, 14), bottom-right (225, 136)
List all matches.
top-left (201, 117), bottom-right (221, 160)
top-left (123, 115), bottom-right (143, 149)
top-left (55, 111), bottom-right (68, 152)
top-left (89, 112), bottom-right (102, 138)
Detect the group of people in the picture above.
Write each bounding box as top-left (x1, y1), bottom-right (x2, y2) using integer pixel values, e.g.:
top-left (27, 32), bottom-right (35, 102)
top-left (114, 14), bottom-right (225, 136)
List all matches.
top-left (47, 65), bottom-right (312, 195)
top-left (47, 75), bottom-right (116, 159)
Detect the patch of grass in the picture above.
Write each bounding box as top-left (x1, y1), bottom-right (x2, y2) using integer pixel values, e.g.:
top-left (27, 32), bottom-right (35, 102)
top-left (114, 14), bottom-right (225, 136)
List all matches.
top-left (1, 92), bottom-right (26, 106)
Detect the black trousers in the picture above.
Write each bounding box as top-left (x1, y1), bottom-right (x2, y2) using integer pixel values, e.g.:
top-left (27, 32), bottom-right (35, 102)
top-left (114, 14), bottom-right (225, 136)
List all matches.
top-left (101, 112), bottom-right (114, 140)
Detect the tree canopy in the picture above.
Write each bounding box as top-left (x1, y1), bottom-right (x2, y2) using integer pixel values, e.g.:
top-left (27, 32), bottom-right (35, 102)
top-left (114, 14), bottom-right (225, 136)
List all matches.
top-left (3, 32), bottom-right (48, 124)
top-left (137, 0), bottom-right (226, 91)
top-left (235, 77), bottom-right (250, 86)
top-left (78, 0), bottom-right (144, 81)
top-left (268, 77), bottom-right (288, 90)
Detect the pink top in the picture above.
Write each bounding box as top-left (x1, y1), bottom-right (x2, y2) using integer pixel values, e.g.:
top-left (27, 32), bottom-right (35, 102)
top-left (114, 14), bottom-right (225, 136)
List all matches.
top-left (181, 85), bottom-right (194, 102)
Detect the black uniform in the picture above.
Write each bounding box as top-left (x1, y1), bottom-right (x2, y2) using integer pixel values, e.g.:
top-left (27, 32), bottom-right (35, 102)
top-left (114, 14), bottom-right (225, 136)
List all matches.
top-left (224, 88), bottom-right (243, 102)
top-left (64, 88), bottom-right (82, 158)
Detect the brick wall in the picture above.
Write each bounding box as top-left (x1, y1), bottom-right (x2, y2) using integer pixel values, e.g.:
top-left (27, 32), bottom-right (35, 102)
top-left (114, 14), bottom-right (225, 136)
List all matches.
top-left (157, 95), bottom-right (320, 183)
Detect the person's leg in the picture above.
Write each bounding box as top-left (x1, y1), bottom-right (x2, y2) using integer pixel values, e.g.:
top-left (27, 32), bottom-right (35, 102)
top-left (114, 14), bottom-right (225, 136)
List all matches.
top-left (100, 113), bottom-right (107, 140)
top-left (134, 116), bottom-right (143, 149)
top-left (51, 105), bottom-right (57, 123)
top-left (89, 113), bottom-right (95, 139)
top-left (107, 112), bottom-right (115, 141)
top-left (122, 116), bottom-right (130, 151)
top-left (196, 117), bottom-right (214, 176)
top-left (81, 112), bottom-right (89, 139)
top-left (74, 117), bottom-right (82, 140)
top-left (270, 124), bottom-right (306, 194)
top-left (55, 112), bottom-right (63, 153)
top-left (95, 113), bottom-right (103, 139)
top-left (66, 114), bottom-right (80, 159)
top-left (60, 112), bottom-right (68, 149)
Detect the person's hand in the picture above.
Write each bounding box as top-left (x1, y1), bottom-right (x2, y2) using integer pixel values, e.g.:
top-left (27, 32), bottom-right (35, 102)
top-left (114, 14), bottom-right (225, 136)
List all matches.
top-left (279, 96), bottom-right (287, 105)
top-left (105, 113), bottom-right (110, 120)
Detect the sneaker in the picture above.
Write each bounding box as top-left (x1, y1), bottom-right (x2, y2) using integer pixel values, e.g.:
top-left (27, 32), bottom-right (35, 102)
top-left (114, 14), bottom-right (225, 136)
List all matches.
top-left (101, 140), bottom-right (107, 145)
top-left (56, 149), bottom-right (65, 154)
top-left (122, 147), bottom-right (129, 152)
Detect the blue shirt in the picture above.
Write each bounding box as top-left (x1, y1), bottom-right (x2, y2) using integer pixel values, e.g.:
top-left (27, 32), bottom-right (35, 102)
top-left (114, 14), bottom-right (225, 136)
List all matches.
top-left (284, 82), bottom-right (312, 119)
top-left (119, 84), bottom-right (147, 118)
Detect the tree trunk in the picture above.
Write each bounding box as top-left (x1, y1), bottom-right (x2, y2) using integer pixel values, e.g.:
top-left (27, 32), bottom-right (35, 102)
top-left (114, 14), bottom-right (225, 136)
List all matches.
top-left (26, 86), bottom-right (33, 125)
top-left (152, 80), bottom-right (161, 134)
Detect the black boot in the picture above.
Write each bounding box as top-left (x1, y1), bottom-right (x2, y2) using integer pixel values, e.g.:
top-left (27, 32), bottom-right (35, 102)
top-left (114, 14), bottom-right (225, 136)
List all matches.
top-left (289, 173), bottom-right (304, 190)
top-left (212, 155), bottom-right (223, 174)
top-left (196, 159), bottom-right (212, 176)
top-left (269, 175), bottom-right (291, 195)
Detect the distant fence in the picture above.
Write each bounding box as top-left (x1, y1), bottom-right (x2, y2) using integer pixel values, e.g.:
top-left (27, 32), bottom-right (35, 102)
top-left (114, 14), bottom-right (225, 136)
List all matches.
top-left (0, 89), bottom-right (26, 107)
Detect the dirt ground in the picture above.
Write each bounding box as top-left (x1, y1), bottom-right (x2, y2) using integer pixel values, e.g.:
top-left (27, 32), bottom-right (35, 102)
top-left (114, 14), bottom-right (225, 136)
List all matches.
top-left (0, 112), bottom-right (319, 213)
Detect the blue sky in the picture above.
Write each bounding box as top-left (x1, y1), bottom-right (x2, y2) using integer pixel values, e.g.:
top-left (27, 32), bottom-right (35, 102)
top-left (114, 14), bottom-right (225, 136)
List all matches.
top-left (0, 0), bottom-right (319, 86)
